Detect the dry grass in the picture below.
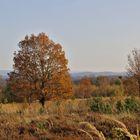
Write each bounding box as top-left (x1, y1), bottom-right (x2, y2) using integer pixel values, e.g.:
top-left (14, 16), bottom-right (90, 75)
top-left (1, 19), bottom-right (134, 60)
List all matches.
top-left (0, 99), bottom-right (139, 140)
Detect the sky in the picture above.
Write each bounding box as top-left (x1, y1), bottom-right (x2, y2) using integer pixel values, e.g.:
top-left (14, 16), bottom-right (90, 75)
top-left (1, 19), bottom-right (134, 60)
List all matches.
top-left (0, 0), bottom-right (140, 72)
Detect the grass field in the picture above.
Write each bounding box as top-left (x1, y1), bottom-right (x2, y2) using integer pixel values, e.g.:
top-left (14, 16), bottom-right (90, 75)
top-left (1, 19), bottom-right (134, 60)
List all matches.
top-left (0, 98), bottom-right (139, 140)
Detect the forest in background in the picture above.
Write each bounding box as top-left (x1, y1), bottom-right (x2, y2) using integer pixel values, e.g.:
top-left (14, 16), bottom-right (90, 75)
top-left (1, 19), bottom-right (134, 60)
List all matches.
top-left (0, 70), bottom-right (140, 103)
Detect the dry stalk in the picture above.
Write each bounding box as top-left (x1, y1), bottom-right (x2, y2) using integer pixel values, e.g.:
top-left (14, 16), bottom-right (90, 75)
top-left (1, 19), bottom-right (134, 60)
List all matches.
top-left (79, 121), bottom-right (106, 140)
top-left (78, 128), bottom-right (93, 140)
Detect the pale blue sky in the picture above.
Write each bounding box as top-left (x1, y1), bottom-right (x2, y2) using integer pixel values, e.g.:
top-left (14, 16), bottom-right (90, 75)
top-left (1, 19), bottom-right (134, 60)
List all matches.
top-left (0, 0), bottom-right (140, 72)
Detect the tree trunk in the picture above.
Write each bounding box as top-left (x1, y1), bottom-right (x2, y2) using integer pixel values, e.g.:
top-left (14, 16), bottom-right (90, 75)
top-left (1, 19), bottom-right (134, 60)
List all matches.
top-left (39, 94), bottom-right (45, 107)
top-left (39, 81), bottom-right (45, 107)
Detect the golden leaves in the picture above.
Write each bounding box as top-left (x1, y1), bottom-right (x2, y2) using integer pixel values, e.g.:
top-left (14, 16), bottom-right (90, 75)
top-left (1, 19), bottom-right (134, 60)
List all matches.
top-left (8, 33), bottom-right (72, 101)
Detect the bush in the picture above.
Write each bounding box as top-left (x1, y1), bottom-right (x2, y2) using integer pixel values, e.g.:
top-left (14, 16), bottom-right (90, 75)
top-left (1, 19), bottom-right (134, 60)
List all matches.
top-left (116, 97), bottom-right (140, 113)
top-left (91, 87), bottom-right (115, 97)
top-left (90, 97), bottom-right (140, 114)
top-left (91, 85), bottom-right (124, 97)
top-left (124, 97), bottom-right (139, 112)
top-left (103, 103), bottom-right (112, 114)
top-left (90, 97), bottom-right (103, 112)
top-left (3, 86), bottom-right (16, 103)
top-left (90, 97), bottom-right (113, 113)
top-left (116, 100), bottom-right (125, 113)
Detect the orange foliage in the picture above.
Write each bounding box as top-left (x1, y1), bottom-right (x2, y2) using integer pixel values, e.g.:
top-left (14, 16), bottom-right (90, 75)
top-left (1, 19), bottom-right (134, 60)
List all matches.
top-left (78, 77), bottom-right (92, 98)
top-left (8, 33), bottom-right (72, 102)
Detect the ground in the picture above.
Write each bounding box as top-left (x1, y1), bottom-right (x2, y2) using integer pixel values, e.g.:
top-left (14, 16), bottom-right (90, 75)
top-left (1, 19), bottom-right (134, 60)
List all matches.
top-left (0, 99), bottom-right (139, 140)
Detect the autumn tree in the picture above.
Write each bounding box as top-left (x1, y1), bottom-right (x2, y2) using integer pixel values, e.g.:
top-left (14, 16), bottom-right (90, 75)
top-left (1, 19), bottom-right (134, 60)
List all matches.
top-left (96, 76), bottom-right (110, 94)
top-left (122, 77), bottom-right (139, 96)
top-left (8, 33), bottom-right (72, 106)
top-left (78, 77), bottom-right (92, 98)
top-left (96, 76), bottom-right (110, 87)
top-left (0, 76), bottom-right (6, 102)
top-left (127, 48), bottom-right (140, 96)
top-left (0, 76), bottom-right (6, 92)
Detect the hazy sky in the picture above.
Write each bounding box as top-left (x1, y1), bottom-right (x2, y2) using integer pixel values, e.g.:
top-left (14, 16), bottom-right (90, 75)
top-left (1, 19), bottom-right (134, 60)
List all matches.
top-left (0, 0), bottom-right (140, 72)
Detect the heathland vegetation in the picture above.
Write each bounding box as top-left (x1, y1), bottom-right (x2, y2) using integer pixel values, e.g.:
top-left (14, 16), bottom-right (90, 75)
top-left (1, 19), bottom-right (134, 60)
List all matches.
top-left (0, 33), bottom-right (140, 140)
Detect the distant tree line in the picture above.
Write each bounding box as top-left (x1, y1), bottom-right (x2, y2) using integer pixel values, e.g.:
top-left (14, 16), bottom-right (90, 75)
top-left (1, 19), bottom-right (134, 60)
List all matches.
top-left (73, 75), bottom-right (139, 98)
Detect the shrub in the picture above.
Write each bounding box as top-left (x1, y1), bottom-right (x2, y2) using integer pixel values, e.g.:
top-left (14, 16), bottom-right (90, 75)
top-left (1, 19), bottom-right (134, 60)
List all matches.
top-left (90, 97), bottom-right (113, 113)
top-left (96, 86), bottom-right (116, 97)
top-left (116, 97), bottom-right (140, 113)
top-left (116, 100), bottom-right (125, 113)
top-left (90, 97), bottom-right (103, 112)
top-left (103, 103), bottom-right (112, 114)
top-left (89, 97), bottom-right (140, 114)
top-left (124, 97), bottom-right (139, 113)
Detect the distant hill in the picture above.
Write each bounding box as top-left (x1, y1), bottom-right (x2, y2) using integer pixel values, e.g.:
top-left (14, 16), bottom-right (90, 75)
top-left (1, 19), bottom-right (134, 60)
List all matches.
top-left (0, 70), bottom-right (127, 80)
top-left (71, 71), bottom-right (127, 80)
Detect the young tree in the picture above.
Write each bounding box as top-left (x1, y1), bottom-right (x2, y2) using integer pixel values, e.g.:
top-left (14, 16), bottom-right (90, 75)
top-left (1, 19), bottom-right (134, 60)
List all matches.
top-left (0, 76), bottom-right (6, 102)
top-left (0, 76), bottom-right (6, 91)
top-left (122, 77), bottom-right (139, 96)
top-left (127, 48), bottom-right (140, 96)
top-left (8, 33), bottom-right (72, 106)
top-left (78, 77), bottom-right (92, 98)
